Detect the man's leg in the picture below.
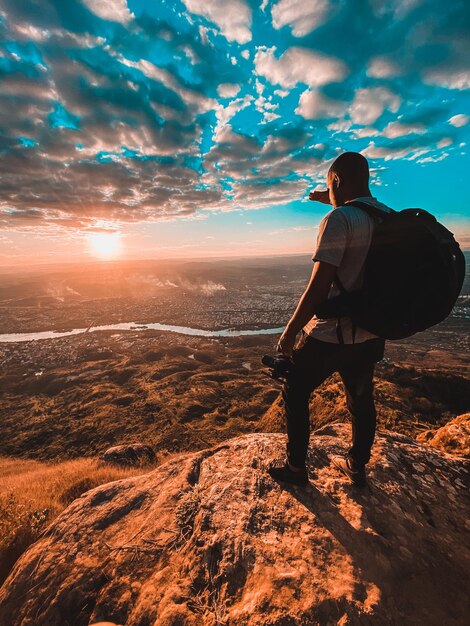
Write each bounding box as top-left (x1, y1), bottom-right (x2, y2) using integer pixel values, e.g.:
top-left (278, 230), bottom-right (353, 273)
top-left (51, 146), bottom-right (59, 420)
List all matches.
top-left (338, 359), bottom-right (377, 469)
top-left (282, 334), bottom-right (337, 469)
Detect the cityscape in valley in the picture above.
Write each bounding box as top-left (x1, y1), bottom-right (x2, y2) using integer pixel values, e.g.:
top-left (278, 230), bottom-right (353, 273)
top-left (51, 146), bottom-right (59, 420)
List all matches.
top-left (1, 253), bottom-right (469, 462)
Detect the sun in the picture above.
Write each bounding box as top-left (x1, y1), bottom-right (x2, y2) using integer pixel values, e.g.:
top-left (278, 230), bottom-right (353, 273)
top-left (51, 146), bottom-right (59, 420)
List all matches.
top-left (87, 231), bottom-right (122, 259)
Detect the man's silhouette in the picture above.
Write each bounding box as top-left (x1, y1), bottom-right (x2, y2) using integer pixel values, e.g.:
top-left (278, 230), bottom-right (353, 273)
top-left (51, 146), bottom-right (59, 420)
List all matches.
top-left (268, 152), bottom-right (391, 487)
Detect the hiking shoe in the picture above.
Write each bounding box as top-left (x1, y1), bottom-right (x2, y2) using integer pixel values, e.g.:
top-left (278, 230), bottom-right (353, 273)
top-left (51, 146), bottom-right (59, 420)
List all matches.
top-left (268, 459), bottom-right (309, 487)
top-left (332, 456), bottom-right (367, 488)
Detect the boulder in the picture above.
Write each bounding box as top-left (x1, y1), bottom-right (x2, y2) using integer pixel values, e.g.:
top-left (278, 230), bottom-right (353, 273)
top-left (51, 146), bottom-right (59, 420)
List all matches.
top-left (417, 413), bottom-right (470, 457)
top-left (100, 444), bottom-right (155, 467)
top-left (1, 424), bottom-right (469, 626)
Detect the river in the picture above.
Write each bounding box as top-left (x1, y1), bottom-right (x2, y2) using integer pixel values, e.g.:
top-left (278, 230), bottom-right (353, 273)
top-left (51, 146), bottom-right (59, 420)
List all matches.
top-left (0, 321), bottom-right (285, 343)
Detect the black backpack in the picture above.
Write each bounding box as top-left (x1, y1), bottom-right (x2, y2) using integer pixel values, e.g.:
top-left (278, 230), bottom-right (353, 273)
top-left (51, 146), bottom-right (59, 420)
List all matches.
top-left (315, 200), bottom-right (466, 340)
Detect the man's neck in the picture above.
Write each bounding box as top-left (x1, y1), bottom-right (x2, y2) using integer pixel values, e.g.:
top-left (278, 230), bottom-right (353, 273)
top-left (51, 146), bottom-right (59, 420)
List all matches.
top-left (345, 189), bottom-right (373, 202)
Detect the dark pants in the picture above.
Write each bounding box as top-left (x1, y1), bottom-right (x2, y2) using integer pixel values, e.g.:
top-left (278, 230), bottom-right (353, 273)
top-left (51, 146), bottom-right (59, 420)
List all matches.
top-left (282, 331), bottom-right (385, 469)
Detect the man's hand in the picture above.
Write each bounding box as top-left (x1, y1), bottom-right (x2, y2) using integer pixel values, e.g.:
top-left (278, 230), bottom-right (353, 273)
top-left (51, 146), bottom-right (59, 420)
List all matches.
top-left (309, 189), bottom-right (331, 204)
top-left (276, 328), bottom-right (297, 359)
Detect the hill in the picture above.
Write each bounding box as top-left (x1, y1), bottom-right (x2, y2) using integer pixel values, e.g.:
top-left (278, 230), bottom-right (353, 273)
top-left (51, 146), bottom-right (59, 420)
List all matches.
top-left (1, 424), bottom-right (468, 626)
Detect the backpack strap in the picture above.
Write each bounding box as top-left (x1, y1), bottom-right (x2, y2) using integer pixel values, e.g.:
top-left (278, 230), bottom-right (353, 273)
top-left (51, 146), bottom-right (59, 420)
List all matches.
top-left (332, 200), bottom-right (392, 345)
top-left (333, 275), bottom-right (347, 345)
top-left (332, 282), bottom-right (357, 344)
top-left (343, 199), bottom-right (394, 220)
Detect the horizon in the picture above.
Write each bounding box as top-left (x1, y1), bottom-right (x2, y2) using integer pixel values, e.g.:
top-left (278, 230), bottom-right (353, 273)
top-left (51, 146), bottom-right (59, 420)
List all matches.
top-left (0, 0), bottom-right (469, 265)
top-left (1, 245), bottom-right (470, 274)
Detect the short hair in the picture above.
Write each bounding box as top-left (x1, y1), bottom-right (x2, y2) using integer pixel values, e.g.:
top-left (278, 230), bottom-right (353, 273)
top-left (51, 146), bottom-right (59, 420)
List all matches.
top-left (329, 152), bottom-right (369, 186)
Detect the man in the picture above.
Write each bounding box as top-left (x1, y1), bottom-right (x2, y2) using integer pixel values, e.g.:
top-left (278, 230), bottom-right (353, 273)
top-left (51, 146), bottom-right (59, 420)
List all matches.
top-left (267, 152), bottom-right (391, 488)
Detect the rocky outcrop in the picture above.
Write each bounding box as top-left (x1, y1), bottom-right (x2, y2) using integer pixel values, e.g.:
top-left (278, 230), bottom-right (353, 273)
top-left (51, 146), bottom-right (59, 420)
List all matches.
top-left (1, 424), bottom-right (469, 626)
top-left (417, 413), bottom-right (470, 457)
top-left (101, 444), bottom-right (156, 467)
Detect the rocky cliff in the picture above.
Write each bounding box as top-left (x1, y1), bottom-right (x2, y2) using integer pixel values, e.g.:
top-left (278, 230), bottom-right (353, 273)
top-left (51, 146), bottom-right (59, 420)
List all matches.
top-left (0, 424), bottom-right (468, 626)
top-left (417, 413), bottom-right (470, 457)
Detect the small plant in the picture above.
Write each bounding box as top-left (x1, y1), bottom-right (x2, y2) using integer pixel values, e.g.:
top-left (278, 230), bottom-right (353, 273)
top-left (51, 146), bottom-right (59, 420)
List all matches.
top-left (0, 492), bottom-right (50, 585)
top-left (175, 485), bottom-right (201, 533)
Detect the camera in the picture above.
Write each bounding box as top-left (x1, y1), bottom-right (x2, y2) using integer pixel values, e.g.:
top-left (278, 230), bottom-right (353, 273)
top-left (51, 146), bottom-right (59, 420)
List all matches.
top-left (261, 354), bottom-right (296, 380)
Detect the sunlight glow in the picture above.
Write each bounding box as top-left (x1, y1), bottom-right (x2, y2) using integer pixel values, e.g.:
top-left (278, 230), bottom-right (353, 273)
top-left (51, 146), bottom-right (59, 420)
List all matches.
top-left (86, 232), bottom-right (122, 259)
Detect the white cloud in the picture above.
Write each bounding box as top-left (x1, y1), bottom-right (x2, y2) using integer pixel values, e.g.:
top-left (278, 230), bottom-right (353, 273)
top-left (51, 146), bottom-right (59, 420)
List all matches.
top-left (296, 89), bottom-right (347, 119)
top-left (241, 50), bottom-right (250, 60)
top-left (416, 152), bottom-right (449, 163)
top-left (352, 127), bottom-right (379, 138)
top-left (217, 83), bottom-right (242, 98)
top-left (382, 121), bottom-right (426, 138)
top-left (118, 56), bottom-right (216, 116)
top-left (263, 111), bottom-right (281, 122)
top-left (449, 114), bottom-right (469, 127)
top-left (254, 46), bottom-right (347, 88)
top-left (13, 23), bottom-right (49, 41)
top-left (213, 95), bottom-right (254, 138)
top-left (361, 141), bottom-right (430, 161)
top-left (436, 137), bottom-right (452, 149)
top-left (253, 79), bottom-right (281, 123)
top-left (327, 119), bottom-right (352, 133)
top-left (81, 0), bottom-right (134, 24)
top-left (271, 0), bottom-right (331, 37)
top-left (423, 67), bottom-right (470, 90)
top-left (182, 0), bottom-right (252, 44)
top-left (367, 56), bottom-right (401, 78)
top-left (350, 87), bottom-right (401, 125)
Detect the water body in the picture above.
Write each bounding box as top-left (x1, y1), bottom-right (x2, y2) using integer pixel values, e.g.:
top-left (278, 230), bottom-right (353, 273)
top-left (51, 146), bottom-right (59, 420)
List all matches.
top-left (0, 321), bottom-right (285, 343)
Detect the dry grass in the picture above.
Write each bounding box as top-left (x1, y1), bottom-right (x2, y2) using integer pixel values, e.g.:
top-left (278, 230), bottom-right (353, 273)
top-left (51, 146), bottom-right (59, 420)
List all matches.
top-left (0, 456), bottom-right (154, 586)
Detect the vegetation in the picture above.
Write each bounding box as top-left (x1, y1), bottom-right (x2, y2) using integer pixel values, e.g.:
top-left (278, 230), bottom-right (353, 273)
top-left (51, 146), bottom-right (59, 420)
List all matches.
top-left (0, 456), bottom-right (156, 585)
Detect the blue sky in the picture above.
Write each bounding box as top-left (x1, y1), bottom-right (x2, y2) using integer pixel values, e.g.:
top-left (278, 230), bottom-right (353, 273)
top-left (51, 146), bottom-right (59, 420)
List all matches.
top-left (0, 0), bottom-right (469, 264)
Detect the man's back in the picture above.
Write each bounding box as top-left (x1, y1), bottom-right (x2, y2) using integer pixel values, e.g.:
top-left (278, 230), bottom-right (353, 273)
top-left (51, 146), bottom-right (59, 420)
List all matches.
top-left (303, 196), bottom-right (393, 344)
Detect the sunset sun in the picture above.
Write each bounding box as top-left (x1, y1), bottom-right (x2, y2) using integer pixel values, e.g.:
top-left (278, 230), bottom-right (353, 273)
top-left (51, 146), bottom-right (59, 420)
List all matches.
top-left (86, 232), bottom-right (122, 259)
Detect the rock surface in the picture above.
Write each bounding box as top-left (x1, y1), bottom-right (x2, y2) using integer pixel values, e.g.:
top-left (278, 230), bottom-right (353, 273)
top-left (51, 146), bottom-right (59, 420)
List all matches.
top-left (1, 424), bottom-right (469, 626)
top-left (101, 444), bottom-right (156, 467)
top-left (417, 413), bottom-right (470, 457)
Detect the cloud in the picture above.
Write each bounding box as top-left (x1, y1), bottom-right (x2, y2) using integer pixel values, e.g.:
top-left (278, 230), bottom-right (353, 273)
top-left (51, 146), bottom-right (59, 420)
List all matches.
top-left (350, 87), bottom-right (402, 125)
top-left (416, 152), bottom-right (449, 164)
top-left (217, 83), bottom-right (242, 98)
top-left (296, 89), bottom-right (347, 119)
top-left (81, 0), bottom-right (135, 24)
top-left (382, 121), bottom-right (426, 138)
top-left (203, 123), bottom-right (326, 206)
top-left (423, 67), bottom-right (470, 91)
top-left (181, 0), bottom-right (252, 44)
top-left (116, 56), bottom-right (216, 117)
top-left (366, 56), bottom-right (402, 78)
top-left (361, 138), bottom-right (433, 162)
top-left (271, 0), bottom-right (332, 37)
top-left (254, 46), bottom-right (347, 88)
top-left (436, 137), bottom-right (452, 149)
top-left (253, 79), bottom-right (281, 124)
top-left (0, 0), bottom-right (467, 238)
top-left (213, 95), bottom-right (254, 137)
top-left (449, 114), bottom-right (469, 128)
top-left (369, 0), bottom-right (423, 19)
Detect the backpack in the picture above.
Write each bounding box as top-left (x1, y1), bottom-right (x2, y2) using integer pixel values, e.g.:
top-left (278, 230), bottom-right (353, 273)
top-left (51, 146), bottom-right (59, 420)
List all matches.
top-left (314, 200), bottom-right (466, 340)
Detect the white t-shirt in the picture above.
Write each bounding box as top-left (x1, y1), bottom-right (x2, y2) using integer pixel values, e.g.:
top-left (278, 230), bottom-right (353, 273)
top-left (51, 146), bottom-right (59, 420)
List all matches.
top-left (303, 196), bottom-right (393, 343)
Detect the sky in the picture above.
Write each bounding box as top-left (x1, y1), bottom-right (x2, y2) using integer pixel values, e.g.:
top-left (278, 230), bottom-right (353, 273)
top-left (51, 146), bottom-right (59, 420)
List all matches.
top-left (0, 0), bottom-right (469, 266)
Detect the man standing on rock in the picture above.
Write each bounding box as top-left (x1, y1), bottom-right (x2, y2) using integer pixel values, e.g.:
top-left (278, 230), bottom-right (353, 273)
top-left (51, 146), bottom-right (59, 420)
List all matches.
top-left (268, 152), bottom-right (390, 488)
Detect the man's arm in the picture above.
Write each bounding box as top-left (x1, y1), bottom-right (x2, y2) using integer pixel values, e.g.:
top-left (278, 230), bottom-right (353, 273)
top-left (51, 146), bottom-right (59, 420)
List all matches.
top-left (276, 260), bottom-right (337, 357)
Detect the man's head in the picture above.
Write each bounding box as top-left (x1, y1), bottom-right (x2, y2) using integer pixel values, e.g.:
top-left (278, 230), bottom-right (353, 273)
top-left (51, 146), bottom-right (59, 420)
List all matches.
top-left (327, 152), bottom-right (371, 208)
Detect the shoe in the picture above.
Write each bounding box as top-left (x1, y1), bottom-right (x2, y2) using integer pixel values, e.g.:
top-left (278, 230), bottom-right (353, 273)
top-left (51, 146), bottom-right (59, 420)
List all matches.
top-left (268, 459), bottom-right (309, 487)
top-left (331, 456), bottom-right (367, 488)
